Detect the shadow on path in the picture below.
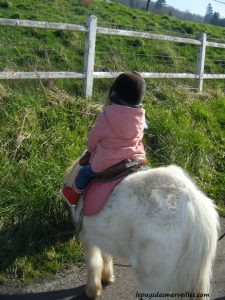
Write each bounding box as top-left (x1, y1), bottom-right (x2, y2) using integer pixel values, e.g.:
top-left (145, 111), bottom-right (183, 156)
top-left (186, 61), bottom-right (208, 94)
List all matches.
top-left (0, 285), bottom-right (90, 300)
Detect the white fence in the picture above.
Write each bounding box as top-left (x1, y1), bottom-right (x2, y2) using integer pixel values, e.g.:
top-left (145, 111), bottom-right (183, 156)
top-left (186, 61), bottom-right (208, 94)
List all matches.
top-left (1, 16), bottom-right (225, 97)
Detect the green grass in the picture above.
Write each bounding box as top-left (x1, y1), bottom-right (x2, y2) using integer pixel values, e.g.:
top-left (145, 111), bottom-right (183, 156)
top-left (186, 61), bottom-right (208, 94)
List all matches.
top-left (0, 0), bottom-right (224, 284)
top-left (144, 82), bottom-right (225, 212)
top-left (0, 80), bottom-right (102, 283)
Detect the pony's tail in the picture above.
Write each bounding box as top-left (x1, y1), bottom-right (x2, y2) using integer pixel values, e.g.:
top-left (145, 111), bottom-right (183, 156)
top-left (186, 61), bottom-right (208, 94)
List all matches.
top-left (174, 191), bottom-right (219, 299)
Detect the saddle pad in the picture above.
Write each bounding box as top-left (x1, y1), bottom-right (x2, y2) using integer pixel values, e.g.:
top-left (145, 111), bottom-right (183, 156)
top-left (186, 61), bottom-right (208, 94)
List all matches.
top-left (83, 177), bottom-right (124, 216)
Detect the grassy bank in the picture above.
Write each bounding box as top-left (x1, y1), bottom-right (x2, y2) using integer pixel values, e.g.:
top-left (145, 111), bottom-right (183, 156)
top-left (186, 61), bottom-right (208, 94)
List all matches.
top-left (0, 79), bottom-right (224, 283)
top-left (0, 0), bottom-right (224, 285)
top-left (0, 80), bottom-right (100, 284)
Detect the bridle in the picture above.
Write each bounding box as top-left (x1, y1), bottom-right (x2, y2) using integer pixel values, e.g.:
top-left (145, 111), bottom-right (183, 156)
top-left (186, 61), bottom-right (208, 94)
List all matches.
top-left (219, 232), bottom-right (225, 241)
top-left (74, 204), bottom-right (84, 237)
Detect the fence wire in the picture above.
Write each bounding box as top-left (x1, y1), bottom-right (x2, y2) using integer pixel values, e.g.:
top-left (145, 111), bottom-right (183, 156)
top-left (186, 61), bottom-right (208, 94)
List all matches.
top-left (94, 33), bottom-right (198, 73)
top-left (0, 27), bottom-right (85, 72)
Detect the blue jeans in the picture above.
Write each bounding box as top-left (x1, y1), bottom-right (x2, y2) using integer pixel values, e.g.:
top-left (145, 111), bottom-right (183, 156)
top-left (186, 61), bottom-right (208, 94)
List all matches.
top-left (74, 164), bottom-right (98, 191)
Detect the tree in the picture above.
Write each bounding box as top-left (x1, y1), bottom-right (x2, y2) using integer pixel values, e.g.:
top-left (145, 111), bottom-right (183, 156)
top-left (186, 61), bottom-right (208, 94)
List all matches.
top-left (146, 0), bottom-right (151, 11)
top-left (211, 11), bottom-right (220, 25)
top-left (130, 0), bottom-right (135, 8)
top-left (220, 18), bottom-right (225, 26)
top-left (154, 0), bottom-right (166, 11)
top-left (204, 3), bottom-right (214, 23)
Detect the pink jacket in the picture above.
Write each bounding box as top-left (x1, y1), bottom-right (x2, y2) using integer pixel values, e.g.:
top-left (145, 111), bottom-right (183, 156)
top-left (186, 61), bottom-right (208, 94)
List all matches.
top-left (88, 104), bottom-right (146, 172)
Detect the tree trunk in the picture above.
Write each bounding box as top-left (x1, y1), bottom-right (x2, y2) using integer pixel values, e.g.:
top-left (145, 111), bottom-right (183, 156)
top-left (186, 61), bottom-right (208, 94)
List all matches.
top-left (130, 0), bottom-right (135, 8)
top-left (146, 0), bottom-right (151, 11)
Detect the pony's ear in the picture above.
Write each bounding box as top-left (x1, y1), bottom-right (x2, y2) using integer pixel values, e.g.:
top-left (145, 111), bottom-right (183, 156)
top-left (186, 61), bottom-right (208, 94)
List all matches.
top-left (63, 158), bottom-right (81, 187)
top-left (79, 151), bottom-right (91, 166)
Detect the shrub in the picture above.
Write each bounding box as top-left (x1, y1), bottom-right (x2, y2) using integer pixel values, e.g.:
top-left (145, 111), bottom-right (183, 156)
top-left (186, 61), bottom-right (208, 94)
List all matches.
top-left (0, 1), bottom-right (10, 9)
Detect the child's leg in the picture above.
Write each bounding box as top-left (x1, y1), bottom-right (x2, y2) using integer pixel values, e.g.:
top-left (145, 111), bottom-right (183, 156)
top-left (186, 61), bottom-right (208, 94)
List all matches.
top-left (75, 164), bottom-right (98, 191)
top-left (63, 164), bottom-right (98, 206)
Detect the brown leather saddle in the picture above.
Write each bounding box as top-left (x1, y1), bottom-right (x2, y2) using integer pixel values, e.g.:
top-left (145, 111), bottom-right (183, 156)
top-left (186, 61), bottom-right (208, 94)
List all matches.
top-left (74, 152), bottom-right (149, 220)
top-left (79, 151), bottom-right (148, 181)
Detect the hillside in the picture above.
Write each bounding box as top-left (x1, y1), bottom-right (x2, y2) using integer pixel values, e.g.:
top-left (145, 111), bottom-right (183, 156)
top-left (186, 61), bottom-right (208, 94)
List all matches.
top-left (0, 0), bottom-right (224, 284)
top-left (1, 0), bottom-right (225, 76)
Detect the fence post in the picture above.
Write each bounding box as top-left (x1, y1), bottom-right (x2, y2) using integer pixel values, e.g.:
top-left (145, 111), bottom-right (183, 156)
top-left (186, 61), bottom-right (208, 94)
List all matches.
top-left (195, 32), bottom-right (207, 92)
top-left (84, 15), bottom-right (97, 99)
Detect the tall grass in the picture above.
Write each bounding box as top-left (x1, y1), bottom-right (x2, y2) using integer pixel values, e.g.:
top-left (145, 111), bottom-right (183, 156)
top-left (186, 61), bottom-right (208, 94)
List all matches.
top-left (0, 80), bottom-right (102, 283)
top-left (144, 81), bottom-right (225, 206)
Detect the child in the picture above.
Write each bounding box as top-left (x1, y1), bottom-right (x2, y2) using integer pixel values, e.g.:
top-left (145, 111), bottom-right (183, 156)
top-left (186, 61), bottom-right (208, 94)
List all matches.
top-left (63, 71), bottom-right (147, 206)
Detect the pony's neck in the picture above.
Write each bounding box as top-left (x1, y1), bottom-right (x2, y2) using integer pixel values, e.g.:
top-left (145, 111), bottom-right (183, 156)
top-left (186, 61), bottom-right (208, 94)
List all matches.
top-left (64, 158), bottom-right (81, 187)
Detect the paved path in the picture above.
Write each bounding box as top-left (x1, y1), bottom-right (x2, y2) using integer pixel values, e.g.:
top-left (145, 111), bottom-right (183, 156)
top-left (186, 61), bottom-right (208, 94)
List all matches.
top-left (0, 218), bottom-right (224, 300)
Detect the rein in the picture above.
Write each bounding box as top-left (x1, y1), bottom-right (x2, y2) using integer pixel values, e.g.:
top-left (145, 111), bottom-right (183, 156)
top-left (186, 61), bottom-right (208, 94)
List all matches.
top-left (74, 207), bottom-right (84, 237)
top-left (219, 232), bottom-right (225, 241)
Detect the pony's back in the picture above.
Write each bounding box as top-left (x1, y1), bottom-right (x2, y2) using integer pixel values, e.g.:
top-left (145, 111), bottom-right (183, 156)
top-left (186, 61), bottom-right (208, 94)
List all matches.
top-left (120, 165), bottom-right (219, 298)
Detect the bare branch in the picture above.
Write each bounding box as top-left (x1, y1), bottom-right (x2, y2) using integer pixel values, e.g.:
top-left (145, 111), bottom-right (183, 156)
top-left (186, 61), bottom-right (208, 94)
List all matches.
top-left (213, 0), bottom-right (225, 5)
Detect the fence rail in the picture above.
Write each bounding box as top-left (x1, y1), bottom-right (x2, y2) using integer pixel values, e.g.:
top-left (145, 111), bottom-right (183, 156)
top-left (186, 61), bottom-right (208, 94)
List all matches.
top-left (96, 26), bottom-right (201, 45)
top-left (0, 17), bottom-right (87, 32)
top-left (0, 16), bottom-right (225, 96)
top-left (0, 72), bottom-right (85, 79)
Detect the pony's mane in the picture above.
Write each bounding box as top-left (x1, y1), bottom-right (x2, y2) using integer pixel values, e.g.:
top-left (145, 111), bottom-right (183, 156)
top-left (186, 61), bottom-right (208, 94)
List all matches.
top-left (63, 157), bottom-right (81, 187)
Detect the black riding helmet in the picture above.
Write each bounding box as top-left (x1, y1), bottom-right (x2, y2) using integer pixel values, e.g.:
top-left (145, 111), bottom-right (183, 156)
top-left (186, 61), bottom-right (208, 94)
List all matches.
top-left (109, 71), bottom-right (146, 108)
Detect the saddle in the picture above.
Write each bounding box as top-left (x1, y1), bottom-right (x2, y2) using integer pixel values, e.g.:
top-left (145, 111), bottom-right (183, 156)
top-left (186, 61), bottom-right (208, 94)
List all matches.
top-left (79, 151), bottom-right (148, 180)
top-left (79, 152), bottom-right (148, 216)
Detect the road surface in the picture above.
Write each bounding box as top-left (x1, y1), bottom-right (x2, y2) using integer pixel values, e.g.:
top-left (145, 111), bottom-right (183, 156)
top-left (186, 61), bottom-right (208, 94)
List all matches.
top-left (0, 218), bottom-right (224, 300)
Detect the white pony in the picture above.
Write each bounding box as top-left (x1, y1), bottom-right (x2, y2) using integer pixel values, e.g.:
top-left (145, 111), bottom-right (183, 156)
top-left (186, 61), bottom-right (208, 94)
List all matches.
top-left (63, 158), bottom-right (219, 299)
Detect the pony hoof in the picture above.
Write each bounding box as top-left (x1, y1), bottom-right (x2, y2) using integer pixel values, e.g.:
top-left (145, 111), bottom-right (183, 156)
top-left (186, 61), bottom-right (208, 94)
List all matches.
top-left (85, 283), bottom-right (102, 298)
top-left (102, 274), bottom-right (115, 285)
